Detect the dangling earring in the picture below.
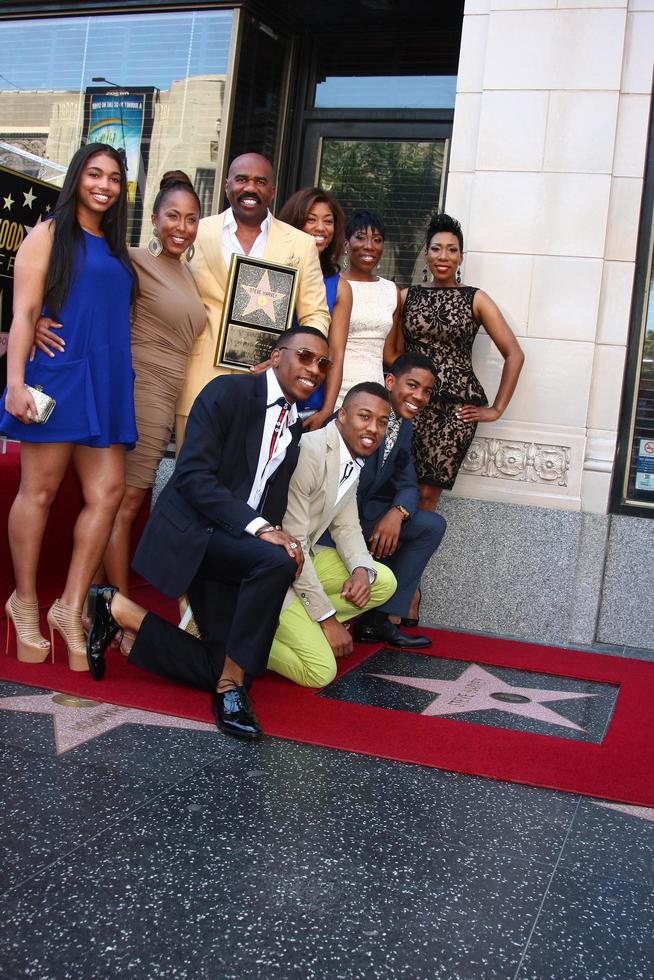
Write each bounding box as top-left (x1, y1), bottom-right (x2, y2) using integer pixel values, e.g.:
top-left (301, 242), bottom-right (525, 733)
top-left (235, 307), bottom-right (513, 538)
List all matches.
top-left (185, 243), bottom-right (195, 262)
top-left (147, 229), bottom-right (163, 258)
top-left (422, 266), bottom-right (428, 283)
top-left (342, 250), bottom-right (349, 272)
top-left (456, 267), bottom-right (462, 284)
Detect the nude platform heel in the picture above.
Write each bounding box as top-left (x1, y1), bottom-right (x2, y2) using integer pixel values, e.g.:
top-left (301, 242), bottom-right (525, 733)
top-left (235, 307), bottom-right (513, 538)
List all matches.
top-left (4, 590), bottom-right (52, 663)
top-left (47, 598), bottom-right (89, 672)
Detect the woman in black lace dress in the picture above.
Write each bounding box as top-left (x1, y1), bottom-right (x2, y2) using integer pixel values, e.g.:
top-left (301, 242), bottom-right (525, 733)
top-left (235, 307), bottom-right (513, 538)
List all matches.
top-left (387, 213), bottom-right (524, 513)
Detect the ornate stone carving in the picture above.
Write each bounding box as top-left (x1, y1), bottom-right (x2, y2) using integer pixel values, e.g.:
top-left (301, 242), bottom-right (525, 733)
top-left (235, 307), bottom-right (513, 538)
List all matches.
top-left (460, 437), bottom-right (570, 486)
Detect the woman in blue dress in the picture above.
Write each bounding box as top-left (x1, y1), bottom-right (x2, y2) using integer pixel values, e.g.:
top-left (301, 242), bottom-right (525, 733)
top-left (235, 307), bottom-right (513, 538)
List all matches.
top-left (1, 143), bottom-right (136, 670)
top-left (278, 187), bottom-right (351, 430)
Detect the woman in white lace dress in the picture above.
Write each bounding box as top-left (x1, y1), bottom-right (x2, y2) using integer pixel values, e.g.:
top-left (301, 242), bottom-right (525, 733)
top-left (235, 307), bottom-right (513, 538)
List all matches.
top-left (336, 211), bottom-right (400, 407)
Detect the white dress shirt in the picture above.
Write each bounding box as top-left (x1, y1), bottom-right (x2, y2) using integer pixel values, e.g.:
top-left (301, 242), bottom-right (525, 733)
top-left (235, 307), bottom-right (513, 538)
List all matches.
top-left (336, 428), bottom-right (364, 504)
top-left (222, 207), bottom-right (272, 268)
top-left (245, 369), bottom-right (298, 536)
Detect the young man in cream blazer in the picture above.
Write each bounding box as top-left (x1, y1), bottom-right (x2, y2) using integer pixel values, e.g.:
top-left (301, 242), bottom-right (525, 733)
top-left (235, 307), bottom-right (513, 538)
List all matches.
top-left (176, 153), bottom-right (330, 445)
top-left (267, 383), bottom-right (398, 688)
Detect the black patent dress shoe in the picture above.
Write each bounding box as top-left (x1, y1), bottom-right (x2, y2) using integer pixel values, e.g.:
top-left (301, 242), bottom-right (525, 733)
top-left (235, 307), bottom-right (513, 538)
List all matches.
top-left (86, 585), bottom-right (120, 680)
top-left (211, 686), bottom-right (263, 741)
top-left (353, 616), bottom-right (432, 649)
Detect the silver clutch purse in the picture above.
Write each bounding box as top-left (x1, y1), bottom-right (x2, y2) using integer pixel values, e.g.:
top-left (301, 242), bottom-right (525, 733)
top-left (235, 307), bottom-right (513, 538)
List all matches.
top-left (25, 384), bottom-right (56, 424)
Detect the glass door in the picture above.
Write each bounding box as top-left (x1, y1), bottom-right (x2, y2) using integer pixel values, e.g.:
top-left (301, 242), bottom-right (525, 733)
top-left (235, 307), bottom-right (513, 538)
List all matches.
top-left (300, 121), bottom-right (450, 287)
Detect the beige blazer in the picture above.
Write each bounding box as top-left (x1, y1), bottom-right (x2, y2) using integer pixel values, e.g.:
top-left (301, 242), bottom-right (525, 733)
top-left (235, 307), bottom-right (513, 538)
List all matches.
top-left (281, 423), bottom-right (375, 621)
top-left (176, 211), bottom-right (331, 418)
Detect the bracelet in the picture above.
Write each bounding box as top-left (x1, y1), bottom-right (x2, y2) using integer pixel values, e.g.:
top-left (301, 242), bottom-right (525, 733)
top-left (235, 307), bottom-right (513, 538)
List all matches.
top-left (395, 505), bottom-right (410, 522)
top-left (254, 523), bottom-right (280, 537)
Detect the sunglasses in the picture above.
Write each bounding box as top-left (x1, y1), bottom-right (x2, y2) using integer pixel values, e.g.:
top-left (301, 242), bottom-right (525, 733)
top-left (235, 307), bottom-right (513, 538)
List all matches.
top-left (277, 346), bottom-right (332, 373)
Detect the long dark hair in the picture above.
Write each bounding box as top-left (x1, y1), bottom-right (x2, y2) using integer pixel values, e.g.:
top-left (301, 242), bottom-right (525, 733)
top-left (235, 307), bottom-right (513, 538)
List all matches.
top-left (45, 143), bottom-right (135, 316)
top-left (278, 187), bottom-right (345, 277)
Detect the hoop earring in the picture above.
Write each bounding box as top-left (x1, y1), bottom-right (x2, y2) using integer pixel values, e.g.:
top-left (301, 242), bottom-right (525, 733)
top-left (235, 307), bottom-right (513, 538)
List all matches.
top-left (456, 268), bottom-right (462, 285)
top-left (341, 251), bottom-right (349, 272)
top-left (185, 243), bottom-right (195, 262)
top-left (147, 231), bottom-right (163, 258)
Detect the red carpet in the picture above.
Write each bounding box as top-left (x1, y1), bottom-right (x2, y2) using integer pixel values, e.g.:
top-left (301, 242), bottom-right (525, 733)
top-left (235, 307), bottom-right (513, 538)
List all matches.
top-left (1, 585), bottom-right (654, 807)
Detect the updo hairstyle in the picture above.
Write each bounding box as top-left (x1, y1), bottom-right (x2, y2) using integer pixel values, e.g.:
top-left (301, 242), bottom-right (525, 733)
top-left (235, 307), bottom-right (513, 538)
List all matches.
top-left (424, 213), bottom-right (463, 251)
top-left (152, 170), bottom-right (202, 215)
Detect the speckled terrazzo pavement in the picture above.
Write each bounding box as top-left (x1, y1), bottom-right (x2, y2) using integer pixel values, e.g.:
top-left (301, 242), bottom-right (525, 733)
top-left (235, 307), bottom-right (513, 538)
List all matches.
top-left (1, 674), bottom-right (654, 979)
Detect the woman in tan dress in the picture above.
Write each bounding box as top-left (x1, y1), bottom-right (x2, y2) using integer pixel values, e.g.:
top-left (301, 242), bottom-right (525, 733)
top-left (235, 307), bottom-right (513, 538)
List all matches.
top-left (35, 172), bottom-right (206, 636)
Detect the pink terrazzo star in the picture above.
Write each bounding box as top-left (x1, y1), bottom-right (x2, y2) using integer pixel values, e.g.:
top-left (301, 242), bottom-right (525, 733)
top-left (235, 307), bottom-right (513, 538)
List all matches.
top-left (593, 802), bottom-right (654, 822)
top-left (0, 692), bottom-right (213, 754)
top-left (369, 663), bottom-right (600, 731)
top-left (241, 270), bottom-right (285, 322)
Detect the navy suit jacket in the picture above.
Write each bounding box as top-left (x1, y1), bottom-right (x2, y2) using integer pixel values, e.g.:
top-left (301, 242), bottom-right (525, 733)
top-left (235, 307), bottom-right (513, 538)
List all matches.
top-left (357, 418), bottom-right (420, 525)
top-left (133, 372), bottom-right (303, 598)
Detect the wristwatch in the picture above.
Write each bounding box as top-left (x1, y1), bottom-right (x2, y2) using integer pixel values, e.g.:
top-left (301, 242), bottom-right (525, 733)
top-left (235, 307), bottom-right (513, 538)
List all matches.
top-left (395, 505), bottom-right (410, 522)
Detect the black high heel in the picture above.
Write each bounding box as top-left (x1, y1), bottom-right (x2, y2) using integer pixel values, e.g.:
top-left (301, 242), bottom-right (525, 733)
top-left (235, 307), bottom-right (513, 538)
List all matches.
top-left (86, 585), bottom-right (120, 680)
top-left (401, 587), bottom-right (422, 628)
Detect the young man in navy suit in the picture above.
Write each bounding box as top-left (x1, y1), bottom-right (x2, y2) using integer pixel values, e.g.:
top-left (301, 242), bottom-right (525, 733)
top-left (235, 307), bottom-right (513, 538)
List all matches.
top-left (353, 353), bottom-right (446, 648)
top-left (85, 326), bottom-right (331, 740)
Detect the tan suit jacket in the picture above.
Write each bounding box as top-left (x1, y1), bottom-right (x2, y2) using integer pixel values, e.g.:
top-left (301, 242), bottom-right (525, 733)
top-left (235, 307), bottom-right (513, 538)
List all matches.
top-left (281, 423), bottom-right (375, 621)
top-left (176, 211), bottom-right (331, 418)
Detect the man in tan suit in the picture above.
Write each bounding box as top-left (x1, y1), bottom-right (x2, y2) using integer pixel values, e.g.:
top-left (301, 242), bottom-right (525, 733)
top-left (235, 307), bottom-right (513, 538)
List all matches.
top-left (267, 382), bottom-right (398, 688)
top-left (176, 152), bottom-right (330, 444)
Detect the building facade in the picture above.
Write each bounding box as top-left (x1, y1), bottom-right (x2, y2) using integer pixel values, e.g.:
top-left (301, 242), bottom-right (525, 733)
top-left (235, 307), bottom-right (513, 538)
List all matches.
top-left (1, 0), bottom-right (653, 648)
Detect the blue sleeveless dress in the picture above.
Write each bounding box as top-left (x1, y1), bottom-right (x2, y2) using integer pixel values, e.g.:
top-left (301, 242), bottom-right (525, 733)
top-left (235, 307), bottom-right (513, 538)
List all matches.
top-left (297, 270), bottom-right (339, 413)
top-left (0, 230), bottom-right (137, 448)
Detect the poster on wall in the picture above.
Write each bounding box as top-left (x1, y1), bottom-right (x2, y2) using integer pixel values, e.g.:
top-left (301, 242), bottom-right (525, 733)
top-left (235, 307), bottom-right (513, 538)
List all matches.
top-left (81, 87), bottom-right (156, 243)
top-left (635, 438), bottom-right (654, 492)
top-left (0, 165), bottom-right (60, 393)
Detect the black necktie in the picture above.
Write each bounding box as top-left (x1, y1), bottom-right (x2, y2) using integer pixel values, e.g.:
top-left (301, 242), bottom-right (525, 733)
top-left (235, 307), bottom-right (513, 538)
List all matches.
top-left (340, 461), bottom-right (354, 485)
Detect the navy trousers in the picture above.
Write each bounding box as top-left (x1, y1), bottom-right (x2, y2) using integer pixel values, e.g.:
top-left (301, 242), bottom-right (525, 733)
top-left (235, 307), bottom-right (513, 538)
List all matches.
top-left (129, 528), bottom-right (297, 686)
top-left (361, 509), bottom-right (446, 617)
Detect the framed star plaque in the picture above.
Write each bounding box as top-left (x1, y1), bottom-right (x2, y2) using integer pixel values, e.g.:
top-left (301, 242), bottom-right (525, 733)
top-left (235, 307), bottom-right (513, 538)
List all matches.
top-left (214, 254), bottom-right (299, 371)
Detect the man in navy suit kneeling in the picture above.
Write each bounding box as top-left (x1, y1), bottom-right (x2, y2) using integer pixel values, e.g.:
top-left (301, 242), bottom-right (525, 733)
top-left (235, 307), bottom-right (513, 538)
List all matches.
top-left (85, 327), bottom-right (331, 741)
top-left (353, 353), bottom-right (446, 648)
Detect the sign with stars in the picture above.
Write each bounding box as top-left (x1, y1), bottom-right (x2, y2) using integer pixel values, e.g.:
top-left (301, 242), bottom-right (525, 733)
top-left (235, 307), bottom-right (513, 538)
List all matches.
top-left (0, 164), bottom-right (60, 390)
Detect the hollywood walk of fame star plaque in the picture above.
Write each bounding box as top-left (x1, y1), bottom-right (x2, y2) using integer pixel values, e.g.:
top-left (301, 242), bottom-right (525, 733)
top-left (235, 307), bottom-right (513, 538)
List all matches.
top-left (214, 254), bottom-right (298, 371)
top-left (322, 649), bottom-right (619, 744)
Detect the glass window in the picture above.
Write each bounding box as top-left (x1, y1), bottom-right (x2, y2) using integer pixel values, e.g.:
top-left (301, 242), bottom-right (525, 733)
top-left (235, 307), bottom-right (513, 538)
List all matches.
top-left (0, 9), bottom-right (236, 239)
top-left (315, 76), bottom-right (456, 110)
top-left (312, 30), bottom-right (459, 110)
top-left (226, 14), bottom-right (290, 194)
top-left (620, 243), bottom-right (654, 508)
top-left (612, 93), bottom-right (654, 516)
top-left (318, 138), bottom-right (448, 286)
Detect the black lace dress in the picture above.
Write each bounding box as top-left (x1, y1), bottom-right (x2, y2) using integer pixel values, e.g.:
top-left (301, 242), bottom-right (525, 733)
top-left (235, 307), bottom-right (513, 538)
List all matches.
top-left (402, 285), bottom-right (488, 489)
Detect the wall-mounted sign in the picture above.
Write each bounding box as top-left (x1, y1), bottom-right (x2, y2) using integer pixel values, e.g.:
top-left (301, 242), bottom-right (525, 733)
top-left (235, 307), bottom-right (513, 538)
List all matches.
top-left (635, 437), bottom-right (654, 492)
top-left (0, 165), bottom-right (60, 392)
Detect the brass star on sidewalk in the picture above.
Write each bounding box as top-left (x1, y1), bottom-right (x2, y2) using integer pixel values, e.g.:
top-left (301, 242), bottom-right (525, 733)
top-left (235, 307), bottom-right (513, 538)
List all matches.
top-left (0, 692), bottom-right (214, 754)
top-left (369, 663), bottom-right (599, 731)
